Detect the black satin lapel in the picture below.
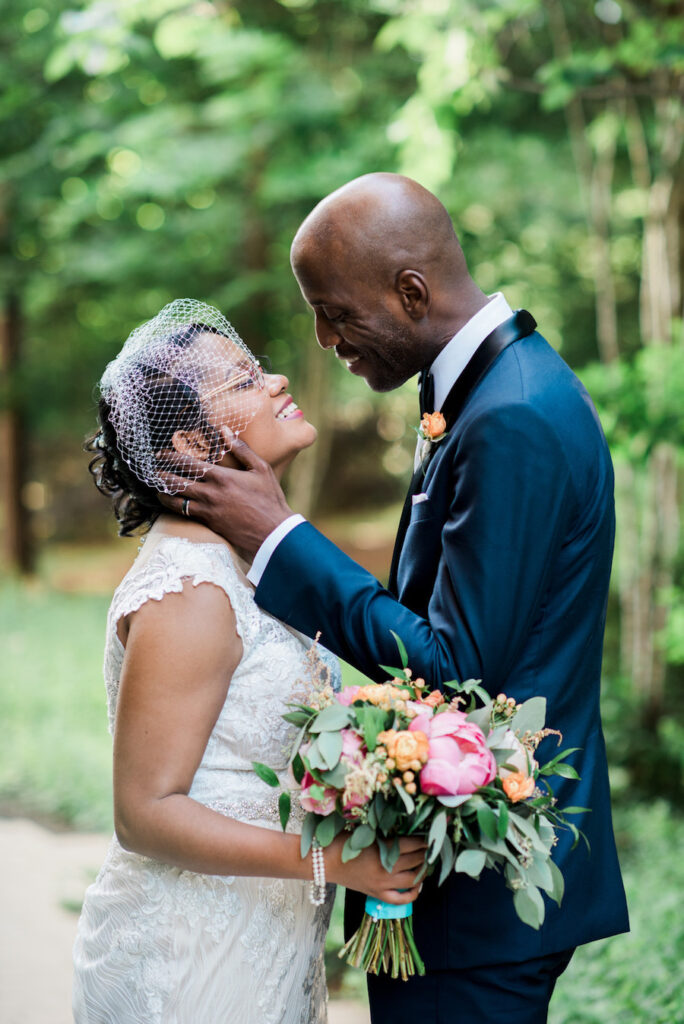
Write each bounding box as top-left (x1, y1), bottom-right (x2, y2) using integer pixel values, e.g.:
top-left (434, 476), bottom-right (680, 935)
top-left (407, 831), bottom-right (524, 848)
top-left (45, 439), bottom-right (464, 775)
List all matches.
top-left (387, 310), bottom-right (537, 595)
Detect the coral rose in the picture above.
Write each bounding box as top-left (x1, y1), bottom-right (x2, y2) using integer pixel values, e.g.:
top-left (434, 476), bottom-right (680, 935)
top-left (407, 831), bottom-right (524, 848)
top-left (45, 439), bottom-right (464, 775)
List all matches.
top-left (420, 411), bottom-right (446, 440)
top-left (420, 690), bottom-right (445, 709)
top-left (377, 729), bottom-right (430, 773)
top-left (502, 771), bottom-right (535, 803)
top-left (410, 710), bottom-right (497, 796)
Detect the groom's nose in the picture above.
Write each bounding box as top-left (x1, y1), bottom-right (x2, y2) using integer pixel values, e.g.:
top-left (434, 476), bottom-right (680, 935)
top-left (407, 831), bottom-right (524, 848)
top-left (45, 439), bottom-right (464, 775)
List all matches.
top-left (314, 310), bottom-right (341, 350)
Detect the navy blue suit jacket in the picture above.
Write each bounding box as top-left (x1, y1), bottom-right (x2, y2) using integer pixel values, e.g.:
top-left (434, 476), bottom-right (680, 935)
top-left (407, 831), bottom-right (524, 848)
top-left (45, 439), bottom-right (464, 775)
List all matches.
top-left (256, 330), bottom-right (629, 969)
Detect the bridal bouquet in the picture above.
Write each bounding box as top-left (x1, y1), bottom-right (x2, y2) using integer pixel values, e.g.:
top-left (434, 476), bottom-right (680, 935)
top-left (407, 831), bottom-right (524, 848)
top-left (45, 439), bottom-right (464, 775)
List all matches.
top-left (254, 634), bottom-right (586, 981)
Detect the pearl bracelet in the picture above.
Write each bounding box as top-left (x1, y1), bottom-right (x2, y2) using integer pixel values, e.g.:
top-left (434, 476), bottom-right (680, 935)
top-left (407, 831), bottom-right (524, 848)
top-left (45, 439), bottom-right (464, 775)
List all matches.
top-left (309, 839), bottom-right (327, 906)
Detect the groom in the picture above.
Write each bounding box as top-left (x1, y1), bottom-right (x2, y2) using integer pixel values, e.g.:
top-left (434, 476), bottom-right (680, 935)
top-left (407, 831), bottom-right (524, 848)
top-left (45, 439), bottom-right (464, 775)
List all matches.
top-left (161, 174), bottom-right (629, 1021)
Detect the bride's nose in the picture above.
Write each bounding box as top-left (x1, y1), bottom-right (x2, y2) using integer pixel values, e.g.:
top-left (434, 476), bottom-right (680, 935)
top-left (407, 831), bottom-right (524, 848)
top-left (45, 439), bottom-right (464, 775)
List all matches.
top-left (266, 373), bottom-right (289, 394)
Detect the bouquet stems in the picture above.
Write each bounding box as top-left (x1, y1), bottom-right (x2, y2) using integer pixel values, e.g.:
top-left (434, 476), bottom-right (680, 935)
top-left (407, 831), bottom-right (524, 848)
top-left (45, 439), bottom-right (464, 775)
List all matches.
top-left (338, 899), bottom-right (426, 981)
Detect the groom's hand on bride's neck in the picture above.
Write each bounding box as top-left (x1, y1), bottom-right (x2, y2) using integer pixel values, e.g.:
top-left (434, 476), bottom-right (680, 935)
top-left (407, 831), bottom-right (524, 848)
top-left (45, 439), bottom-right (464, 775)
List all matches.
top-left (156, 433), bottom-right (293, 554)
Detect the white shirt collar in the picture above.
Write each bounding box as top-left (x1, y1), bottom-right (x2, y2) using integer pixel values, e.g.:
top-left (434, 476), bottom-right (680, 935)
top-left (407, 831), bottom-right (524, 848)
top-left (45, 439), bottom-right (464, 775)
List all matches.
top-left (429, 292), bottom-right (513, 412)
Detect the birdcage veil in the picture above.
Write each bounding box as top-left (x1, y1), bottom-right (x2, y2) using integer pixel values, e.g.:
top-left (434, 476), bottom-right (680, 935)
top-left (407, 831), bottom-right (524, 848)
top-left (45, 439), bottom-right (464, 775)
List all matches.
top-left (99, 299), bottom-right (265, 494)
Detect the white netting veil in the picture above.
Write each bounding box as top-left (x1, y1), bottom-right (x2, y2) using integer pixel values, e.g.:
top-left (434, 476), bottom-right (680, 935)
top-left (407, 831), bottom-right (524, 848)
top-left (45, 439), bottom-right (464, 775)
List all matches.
top-left (99, 299), bottom-right (265, 494)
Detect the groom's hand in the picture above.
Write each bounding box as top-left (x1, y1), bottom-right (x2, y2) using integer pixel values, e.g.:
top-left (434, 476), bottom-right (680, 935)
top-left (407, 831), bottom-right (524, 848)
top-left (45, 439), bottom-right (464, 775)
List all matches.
top-left (156, 429), bottom-right (294, 555)
top-left (326, 836), bottom-right (427, 904)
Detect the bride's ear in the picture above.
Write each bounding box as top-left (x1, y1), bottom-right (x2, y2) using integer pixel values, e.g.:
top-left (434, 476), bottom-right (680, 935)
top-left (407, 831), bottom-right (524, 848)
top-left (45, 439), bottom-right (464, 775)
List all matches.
top-left (171, 429), bottom-right (211, 460)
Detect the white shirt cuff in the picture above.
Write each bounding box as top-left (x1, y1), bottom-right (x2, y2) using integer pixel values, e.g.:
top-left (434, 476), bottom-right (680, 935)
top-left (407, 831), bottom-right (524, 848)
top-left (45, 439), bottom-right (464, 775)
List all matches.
top-left (246, 514), bottom-right (307, 587)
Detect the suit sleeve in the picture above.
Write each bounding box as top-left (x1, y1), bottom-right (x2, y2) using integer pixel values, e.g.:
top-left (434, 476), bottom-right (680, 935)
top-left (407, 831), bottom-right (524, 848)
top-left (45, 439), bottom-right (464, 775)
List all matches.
top-left (255, 403), bottom-right (575, 686)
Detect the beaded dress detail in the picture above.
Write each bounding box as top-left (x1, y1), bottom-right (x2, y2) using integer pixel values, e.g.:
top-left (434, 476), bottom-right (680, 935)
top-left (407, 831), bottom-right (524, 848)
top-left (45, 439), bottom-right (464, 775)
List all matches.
top-left (73, 536), bottom-right (338, 1024)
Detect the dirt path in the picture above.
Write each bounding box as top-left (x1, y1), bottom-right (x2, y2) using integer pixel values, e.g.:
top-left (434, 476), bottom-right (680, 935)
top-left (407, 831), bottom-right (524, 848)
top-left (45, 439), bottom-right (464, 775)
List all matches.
top-left (0, 818), bottom-right (369, 1024)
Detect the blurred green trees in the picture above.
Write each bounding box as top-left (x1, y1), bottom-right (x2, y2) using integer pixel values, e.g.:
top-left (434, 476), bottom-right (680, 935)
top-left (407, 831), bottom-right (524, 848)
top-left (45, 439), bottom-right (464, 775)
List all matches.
top-left (1, 0), bottom-right (682, 795)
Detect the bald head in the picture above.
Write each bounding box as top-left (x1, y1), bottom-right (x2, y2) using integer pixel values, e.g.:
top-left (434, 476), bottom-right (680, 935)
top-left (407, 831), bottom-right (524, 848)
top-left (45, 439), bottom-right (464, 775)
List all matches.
top-left (290, 173), bottom-right (487, 391)
top-left (291, 173), bottom-right (468, 290)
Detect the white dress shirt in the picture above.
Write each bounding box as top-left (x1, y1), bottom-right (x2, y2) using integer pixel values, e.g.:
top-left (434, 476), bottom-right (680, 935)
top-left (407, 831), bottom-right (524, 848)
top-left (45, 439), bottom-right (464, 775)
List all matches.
top-left (247, 292), bottom-right (513, 587)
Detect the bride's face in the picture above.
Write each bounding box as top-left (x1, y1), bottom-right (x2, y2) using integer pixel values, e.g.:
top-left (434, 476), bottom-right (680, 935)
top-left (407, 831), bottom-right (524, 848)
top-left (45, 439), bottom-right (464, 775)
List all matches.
top-left (172, 331), bottom-right (317, 474)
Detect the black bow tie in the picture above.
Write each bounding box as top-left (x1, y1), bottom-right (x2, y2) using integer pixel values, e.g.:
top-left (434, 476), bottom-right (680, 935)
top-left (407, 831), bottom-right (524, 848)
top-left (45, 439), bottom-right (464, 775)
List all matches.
top-left (418, 367), bottom-right (435, 416)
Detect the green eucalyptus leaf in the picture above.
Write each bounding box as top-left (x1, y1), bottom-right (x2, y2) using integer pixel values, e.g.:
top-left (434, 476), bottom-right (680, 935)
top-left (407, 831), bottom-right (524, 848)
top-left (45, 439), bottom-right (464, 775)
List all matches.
top-left (548, 859), bottom-right (565, 906)
top-left (308, 702), bottom-right (353, 732)
top-left (319, 762), bottom-right (349, 788)
top-left (513, 885), bottom-right (545, 930)
top-left (341, 835), bottom-right (362, 862)
top-left (350, 824), bottom-right (376, 850)
top-left (455, 848), bottom-right (487, 877)
top-left (438, 832), bottom-right (455, 885)
top-left (437, 794), bottom-right (471, 808)
top-left (510, 697), bottom-right (546, 736)
top-left (428, 810), bottom-right (447, 863)
top-left (300, 815), bottom-right (316, 858)
top-left (497, 801), bottom-right (509, 838)
top-left (465, 705), bottom-right (492, 732)
top-left (316, 812), bottom-right (342, 847)
top-left (317, 729), bottom-right (343, 770)
top-left (282, 710), bottom-right (312, 727)
top-left (527, 853), bottom-right (554, 892)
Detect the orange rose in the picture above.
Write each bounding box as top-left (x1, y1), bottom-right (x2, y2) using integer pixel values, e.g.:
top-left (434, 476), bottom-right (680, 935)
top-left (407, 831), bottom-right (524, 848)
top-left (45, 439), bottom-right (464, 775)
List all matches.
top-left (502, 771), bottom-right (535, 803)
top-left (377, 728), bottom-right (430, 772)
top-left (420, 411), bottom-right (446, 440)
top-left (420, 689), bottom-right (445, 708)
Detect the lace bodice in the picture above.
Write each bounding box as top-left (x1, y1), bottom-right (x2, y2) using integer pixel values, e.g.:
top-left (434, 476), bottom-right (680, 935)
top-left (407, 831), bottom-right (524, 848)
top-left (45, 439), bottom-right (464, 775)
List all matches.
top-left (103, 534), bottom-right (340, 820)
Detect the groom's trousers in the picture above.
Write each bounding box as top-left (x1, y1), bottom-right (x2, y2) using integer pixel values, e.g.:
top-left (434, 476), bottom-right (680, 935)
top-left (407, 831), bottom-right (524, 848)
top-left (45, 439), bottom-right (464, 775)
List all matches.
top-left (366, 947), bottom-right (575, 1024)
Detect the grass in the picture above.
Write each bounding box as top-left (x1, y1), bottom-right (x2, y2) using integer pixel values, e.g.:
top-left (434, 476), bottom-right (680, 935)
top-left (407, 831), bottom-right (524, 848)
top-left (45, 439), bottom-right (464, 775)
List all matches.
top-left (1, 572), bottom-right (683, 1017)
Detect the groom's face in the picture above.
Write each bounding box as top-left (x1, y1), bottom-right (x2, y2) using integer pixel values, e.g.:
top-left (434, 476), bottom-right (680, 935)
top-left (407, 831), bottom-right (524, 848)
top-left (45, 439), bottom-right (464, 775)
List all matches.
top-left (293, 257), bottom-right (426, 393)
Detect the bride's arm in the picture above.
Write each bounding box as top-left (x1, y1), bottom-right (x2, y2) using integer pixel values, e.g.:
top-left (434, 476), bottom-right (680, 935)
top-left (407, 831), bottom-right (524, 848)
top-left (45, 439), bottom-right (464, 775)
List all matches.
top-left (113, 580), bottom-right (423, 903)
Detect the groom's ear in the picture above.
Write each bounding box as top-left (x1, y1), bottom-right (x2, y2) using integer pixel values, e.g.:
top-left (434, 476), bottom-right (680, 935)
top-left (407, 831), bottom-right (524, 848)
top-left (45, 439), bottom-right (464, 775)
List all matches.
top-left (395, 269), bottom-right (430, 319)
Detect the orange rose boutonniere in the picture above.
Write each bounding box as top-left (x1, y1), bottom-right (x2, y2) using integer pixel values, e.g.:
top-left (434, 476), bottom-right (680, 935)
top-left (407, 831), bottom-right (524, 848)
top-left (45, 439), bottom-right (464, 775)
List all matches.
top-left (417, 411), bottom-right (448, 467)
top-left (419, 411), bottom-right (447, 441)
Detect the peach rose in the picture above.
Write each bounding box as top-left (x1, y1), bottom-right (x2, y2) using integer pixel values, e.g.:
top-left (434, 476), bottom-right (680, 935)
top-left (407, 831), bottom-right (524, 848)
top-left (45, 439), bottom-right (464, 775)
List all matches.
top-left (377, 728), bottom-right (430, 773)
top-left (502, 771), bottom-right (536, 803)
top-left (420, 411), bottom-right (446, 440)
top-left (419, 689), bottom-right (445, 709)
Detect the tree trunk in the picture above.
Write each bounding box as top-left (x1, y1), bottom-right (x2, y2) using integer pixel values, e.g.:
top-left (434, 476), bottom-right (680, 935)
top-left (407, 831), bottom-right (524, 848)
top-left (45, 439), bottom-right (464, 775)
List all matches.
top-left (0, 292), bottom-right (33, 574)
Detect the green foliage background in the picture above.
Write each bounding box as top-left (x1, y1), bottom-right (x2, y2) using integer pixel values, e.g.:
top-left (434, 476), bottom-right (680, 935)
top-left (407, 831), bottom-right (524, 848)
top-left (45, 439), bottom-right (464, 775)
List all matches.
top-left (1, 0), bottom-right (683, 1018)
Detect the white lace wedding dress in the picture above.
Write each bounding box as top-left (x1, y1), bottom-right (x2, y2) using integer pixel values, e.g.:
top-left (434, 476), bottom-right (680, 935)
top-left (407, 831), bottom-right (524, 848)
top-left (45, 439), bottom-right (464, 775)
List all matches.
top-left (72, 535), bottom-right (338, 1024)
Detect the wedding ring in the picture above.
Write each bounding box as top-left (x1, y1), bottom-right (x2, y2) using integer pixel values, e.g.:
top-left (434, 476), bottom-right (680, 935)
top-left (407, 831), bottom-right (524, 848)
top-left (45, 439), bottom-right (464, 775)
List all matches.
top-left (181, 497), bottom-right (191, 518)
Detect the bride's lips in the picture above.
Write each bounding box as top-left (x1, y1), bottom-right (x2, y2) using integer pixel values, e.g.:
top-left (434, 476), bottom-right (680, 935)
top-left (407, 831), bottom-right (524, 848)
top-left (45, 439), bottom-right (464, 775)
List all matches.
top-left (276, 396), bottom-right (304, 420)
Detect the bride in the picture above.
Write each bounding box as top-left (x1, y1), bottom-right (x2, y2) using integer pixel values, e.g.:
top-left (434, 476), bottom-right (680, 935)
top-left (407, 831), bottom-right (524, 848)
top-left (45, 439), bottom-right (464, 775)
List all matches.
top-left (72, 300), bottom-right (424, 1024)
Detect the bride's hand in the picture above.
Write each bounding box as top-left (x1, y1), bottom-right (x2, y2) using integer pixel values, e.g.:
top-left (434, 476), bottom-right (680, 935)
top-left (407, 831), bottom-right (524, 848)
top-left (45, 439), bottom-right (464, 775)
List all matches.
top-left (324, 836), bottom-right (427, 904)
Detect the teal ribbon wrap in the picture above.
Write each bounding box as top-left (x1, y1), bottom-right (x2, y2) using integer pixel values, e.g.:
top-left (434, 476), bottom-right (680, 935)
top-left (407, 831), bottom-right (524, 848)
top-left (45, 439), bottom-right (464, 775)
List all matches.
top-left (365, 897), bottom-right (413, 921)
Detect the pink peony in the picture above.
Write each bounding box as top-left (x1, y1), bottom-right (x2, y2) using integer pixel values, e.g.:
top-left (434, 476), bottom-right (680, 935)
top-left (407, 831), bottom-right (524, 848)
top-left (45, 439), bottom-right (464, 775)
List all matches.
top-left (410, 710), bottom-right (497, 796)
top-left (300, 772), bottom-right (337, 816)
top-left (337, 686), bottom-right (361, 706)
